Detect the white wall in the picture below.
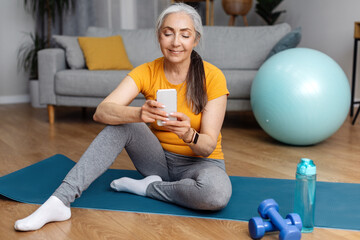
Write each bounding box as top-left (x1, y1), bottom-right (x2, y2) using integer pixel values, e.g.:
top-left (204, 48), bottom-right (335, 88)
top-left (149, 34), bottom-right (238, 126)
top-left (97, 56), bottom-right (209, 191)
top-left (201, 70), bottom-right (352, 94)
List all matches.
top-left (2, 0), bottom-right (360, 104)
top-left (0, 0), bottom-right (35, 104)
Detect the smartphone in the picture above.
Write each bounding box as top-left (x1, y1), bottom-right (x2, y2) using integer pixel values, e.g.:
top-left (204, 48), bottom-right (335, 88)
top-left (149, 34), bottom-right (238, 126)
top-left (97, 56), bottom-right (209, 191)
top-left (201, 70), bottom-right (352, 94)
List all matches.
top-left (156, 89), bottom-right (177, 126)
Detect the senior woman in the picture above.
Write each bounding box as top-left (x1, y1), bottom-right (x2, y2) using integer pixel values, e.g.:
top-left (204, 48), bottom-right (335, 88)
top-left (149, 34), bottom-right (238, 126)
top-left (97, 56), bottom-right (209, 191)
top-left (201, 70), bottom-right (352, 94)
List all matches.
top-left (15, 3), bottom-right (232, 231)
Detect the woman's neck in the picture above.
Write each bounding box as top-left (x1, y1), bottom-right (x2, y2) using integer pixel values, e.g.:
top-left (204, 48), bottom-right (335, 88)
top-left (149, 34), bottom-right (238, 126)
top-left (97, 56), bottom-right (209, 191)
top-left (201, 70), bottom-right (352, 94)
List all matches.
top-left (163, 58), bottom-right (190, 85)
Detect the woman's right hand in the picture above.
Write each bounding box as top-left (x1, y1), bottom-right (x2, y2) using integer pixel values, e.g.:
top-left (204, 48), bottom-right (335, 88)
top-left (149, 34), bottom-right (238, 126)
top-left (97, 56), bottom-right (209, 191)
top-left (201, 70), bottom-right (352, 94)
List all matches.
top-left (140, 100), bottom-right (169, 123)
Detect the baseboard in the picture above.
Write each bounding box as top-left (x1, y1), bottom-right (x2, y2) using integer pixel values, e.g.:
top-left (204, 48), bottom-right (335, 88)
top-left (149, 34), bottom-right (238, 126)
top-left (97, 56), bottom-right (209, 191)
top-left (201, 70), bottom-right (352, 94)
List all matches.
top-left (0, 94), bottom-right (30, 105)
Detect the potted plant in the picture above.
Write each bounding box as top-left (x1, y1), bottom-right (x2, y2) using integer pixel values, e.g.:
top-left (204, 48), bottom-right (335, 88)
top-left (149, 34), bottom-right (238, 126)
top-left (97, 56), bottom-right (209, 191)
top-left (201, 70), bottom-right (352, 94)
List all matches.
top-left (18, 32), bottom-right (47, 107)
top-left (255, 0), bottom-right (286, 25)
top-left (18, 0), bottom-right (74, 107)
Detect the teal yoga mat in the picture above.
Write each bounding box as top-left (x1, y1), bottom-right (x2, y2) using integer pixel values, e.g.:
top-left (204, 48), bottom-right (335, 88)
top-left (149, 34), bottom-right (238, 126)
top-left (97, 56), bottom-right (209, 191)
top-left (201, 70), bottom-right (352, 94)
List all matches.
top-left (0, 154), bottom-right (359, 231)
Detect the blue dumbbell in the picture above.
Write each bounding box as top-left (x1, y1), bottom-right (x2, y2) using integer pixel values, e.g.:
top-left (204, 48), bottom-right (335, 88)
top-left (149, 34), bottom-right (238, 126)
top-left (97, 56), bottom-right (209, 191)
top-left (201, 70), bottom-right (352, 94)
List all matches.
top-left (256, 199), bottom-right (301, 240)
top-left (249, 213), bottom-right (302, 239)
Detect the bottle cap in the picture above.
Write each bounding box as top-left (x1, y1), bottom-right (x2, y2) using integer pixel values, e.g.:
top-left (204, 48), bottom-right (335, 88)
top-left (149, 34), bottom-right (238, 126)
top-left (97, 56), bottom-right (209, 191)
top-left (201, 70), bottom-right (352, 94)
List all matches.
top-left (296, 158), bottom-right (316, 175)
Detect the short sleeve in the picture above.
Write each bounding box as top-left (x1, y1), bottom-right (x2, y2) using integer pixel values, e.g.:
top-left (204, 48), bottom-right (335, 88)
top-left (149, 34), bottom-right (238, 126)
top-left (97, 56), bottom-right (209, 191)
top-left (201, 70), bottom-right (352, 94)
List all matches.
top-left (127, 62), bottom-right (150, 93)
top-left (204, 62), bottom-right (229, 101)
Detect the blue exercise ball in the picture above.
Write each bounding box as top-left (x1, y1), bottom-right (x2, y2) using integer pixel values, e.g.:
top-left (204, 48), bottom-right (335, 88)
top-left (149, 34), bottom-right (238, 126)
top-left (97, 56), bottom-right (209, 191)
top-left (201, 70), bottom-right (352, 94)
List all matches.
top-left (251, 48), bottom-right (350, 145)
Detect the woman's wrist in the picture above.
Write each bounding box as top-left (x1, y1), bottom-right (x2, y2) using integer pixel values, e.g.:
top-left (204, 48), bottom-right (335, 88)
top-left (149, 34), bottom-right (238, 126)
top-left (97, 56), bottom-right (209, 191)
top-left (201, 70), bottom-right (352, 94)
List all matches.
top-left (183, 128), bottom-right (199, 145)
top-left (191, 130), bottom-right (199, 144)
top-left (183, 128), bottom-right (195, 144)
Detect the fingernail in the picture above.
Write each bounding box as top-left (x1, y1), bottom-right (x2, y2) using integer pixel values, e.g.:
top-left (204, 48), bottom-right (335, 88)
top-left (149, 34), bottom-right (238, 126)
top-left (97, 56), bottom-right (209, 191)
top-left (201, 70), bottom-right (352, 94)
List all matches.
top-left (162, 121), bottom-right (166, 124)
top-left (169, 113), bottom-right (174, 116)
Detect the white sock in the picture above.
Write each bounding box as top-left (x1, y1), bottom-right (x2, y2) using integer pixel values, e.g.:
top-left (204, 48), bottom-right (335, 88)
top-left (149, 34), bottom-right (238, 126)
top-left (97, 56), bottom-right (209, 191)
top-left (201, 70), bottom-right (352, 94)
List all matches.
top-left (14, 196), bottom-right (71, 231)
top-left (110, 175), bottom-right (162, 196)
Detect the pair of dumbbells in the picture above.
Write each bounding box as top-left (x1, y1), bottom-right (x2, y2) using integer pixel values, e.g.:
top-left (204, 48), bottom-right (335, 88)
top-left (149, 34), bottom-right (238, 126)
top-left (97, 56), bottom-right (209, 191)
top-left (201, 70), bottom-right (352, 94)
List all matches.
top-left (248, 199), bottom-right (302, 240)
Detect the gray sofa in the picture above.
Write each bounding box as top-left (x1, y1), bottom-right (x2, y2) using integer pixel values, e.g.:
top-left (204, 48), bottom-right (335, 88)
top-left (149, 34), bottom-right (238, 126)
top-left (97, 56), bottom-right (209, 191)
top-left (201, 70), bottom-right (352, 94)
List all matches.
top-left (38, 23), bottom-right (291, 123)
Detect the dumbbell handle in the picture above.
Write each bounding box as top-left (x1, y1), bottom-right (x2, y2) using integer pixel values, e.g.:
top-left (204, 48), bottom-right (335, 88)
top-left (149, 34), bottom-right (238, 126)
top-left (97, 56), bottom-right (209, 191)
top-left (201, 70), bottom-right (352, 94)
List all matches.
top-left (264, 218), bottom-right (297, 232)
top-left (266, 207), bottom-right (288, 230)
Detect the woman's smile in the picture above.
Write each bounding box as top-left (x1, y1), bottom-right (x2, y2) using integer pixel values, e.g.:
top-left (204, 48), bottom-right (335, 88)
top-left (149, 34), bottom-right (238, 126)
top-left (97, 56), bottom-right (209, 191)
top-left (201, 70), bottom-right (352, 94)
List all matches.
top-left (168, 49), bottom-right (184, 54)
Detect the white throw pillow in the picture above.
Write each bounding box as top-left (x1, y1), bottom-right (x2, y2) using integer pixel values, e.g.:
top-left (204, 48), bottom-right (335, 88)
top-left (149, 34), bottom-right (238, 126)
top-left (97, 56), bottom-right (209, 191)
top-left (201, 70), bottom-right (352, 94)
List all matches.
top-left (53, 35), bottom-right (85, 69)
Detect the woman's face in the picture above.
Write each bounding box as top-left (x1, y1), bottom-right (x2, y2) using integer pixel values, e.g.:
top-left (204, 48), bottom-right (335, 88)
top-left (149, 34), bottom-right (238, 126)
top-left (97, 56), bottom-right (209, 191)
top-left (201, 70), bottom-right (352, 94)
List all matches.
top-left (158, 12), bottom-right (199, 65)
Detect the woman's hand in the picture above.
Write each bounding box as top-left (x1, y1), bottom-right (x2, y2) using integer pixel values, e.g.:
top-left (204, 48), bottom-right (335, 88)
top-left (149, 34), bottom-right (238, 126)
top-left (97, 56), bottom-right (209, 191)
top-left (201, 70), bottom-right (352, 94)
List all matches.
top-left (161, 112), bottom-right (193, 143)
top-left (140, 100), bottom-right (170, 123)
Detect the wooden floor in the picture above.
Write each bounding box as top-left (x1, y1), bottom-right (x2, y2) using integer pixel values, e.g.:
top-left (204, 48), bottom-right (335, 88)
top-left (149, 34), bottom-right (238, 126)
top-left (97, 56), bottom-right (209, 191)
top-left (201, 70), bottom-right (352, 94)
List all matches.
top-left (0, 104), bottom-right (359, 240)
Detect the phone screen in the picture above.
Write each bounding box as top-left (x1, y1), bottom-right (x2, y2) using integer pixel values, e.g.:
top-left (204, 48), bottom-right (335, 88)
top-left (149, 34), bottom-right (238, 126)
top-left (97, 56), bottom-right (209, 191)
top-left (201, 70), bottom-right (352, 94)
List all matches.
top-left (156, 89), bottom-right (177, 126)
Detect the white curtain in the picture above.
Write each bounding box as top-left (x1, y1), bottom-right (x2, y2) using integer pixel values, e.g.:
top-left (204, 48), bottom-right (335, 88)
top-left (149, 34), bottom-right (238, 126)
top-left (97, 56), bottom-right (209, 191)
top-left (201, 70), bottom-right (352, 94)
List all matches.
top-left (61, 0), bottom-right (96, 36)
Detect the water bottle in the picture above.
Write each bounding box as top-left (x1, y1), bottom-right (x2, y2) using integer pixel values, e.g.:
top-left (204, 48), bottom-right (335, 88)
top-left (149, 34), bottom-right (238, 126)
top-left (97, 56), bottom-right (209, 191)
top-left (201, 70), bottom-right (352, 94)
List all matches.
top-left (294, 158), bottom-right (316, 233)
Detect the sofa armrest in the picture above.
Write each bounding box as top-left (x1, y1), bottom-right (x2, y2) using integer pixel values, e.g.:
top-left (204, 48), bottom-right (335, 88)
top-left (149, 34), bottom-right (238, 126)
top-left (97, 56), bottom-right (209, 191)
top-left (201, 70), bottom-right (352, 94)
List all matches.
top-left (38, 48), bottom-right (67, 105)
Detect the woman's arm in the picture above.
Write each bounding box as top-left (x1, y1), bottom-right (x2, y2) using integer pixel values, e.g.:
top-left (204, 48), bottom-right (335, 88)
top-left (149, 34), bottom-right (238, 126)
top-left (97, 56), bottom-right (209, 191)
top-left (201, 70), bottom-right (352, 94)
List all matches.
top-left (93, 76), bottom-right (168, 125)
top-left (190, 94), bottom-right (227, 156)
top-left (164, 94), bottom-right (227, 157)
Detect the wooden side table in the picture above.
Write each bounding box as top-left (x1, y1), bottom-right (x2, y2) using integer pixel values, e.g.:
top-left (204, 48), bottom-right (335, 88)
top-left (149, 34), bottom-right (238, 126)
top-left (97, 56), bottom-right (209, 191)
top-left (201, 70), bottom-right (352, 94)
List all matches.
top-left (171, 0), bottom-right (214, 25)
top-left (351, 22), bottom-right (360, 124)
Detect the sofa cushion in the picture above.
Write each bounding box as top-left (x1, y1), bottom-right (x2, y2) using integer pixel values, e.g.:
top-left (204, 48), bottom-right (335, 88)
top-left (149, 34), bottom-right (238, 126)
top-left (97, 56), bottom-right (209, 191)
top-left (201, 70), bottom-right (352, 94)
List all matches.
top-left (52, 35), bottom-right (85, 69)
top-left (223, 70), bottom-right (257, 99)
top-left (78, 36), bottom-right (133, 70)
top-left (55, 70), bottom-right (130, 97)
top-left (86, 27), bottom-right (163, 68)
top-left (198, 23), bottom-right (291, 70)
top-left (266, 27), bottom-right (302, 59)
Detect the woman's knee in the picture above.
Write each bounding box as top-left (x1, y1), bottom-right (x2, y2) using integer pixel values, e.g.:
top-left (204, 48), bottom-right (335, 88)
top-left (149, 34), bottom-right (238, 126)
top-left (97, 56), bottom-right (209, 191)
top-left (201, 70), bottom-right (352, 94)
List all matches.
top-left (101, 124), bottom-right (125, 136)
top-left (196, 167), bottom-right (232, 211)
top-left (101, 123), bottom-right (144, 139)
top-left (102, 123), bottom-right (135, 134)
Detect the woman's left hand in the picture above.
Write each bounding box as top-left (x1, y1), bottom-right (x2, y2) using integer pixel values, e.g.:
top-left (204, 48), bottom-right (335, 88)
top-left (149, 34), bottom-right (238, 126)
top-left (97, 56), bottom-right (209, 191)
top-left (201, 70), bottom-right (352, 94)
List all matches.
top-left (162, 112), bottom-right (193, 143)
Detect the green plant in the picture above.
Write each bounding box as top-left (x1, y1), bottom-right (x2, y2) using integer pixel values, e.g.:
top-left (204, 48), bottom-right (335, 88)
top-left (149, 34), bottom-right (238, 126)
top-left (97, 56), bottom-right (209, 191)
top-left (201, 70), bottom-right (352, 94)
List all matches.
top-left (17, 33), bottom-right (47, 79)
top-left (255, 0), bottom-right (286, 25)
top-left (23, 0), bottom-right (75, 47)
top-left (18, 0), bottom-right (75, 79)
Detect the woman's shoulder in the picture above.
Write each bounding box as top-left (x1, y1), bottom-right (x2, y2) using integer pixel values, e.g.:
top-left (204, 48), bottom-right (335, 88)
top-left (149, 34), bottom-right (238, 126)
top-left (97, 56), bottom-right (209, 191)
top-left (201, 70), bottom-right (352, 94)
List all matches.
top-left (135, 57), bottom-right (164, 69)
top-left (147, 57), bottom-right (164, 67)
top-left (203, 60), bottom-right (219, 70)
top-left (203, 60), bottom-right (225, 78)
top-left (130, 57), bottom-right (164, 76)
top-left (202, 61), bottom-right (229, 99)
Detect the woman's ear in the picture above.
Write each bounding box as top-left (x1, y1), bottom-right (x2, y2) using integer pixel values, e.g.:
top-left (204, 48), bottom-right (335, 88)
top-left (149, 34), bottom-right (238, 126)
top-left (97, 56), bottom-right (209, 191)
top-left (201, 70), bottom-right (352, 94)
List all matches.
top-left (194, 35), bottom-right (200, 47)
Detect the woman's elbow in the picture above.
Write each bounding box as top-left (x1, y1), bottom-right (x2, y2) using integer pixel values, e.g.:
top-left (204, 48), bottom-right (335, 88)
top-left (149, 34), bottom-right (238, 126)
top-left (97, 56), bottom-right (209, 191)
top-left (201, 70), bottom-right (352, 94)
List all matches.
top-left (200, 142), bottom-right (217, 157)
top-left (93, 105), bottom-right (105, 123)
top-left (93, 111), bottom-right (101, 123)
top-left (93, 112), bottom-right (100, 122)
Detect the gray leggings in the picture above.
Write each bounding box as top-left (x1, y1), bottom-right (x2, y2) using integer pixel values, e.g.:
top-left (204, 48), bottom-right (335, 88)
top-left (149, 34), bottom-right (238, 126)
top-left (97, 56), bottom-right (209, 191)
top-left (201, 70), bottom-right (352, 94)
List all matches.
top-left (53, 123), bottom-right (232, 211)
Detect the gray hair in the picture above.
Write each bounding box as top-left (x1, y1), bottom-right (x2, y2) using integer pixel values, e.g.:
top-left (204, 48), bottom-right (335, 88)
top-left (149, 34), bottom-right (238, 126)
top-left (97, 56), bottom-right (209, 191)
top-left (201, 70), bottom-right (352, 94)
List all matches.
top-left (156, 3), bottom-right (203, 43)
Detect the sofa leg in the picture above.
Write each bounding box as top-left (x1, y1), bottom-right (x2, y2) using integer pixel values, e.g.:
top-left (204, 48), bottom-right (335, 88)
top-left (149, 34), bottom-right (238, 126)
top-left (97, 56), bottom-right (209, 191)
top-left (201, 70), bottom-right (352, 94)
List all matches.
top-left (47, 105), bottom-right (55, 124)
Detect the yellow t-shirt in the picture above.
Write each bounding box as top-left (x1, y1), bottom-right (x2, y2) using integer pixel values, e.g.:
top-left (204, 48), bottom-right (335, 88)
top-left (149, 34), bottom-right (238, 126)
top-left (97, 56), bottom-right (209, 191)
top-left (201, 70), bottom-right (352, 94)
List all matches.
top-left (128, 57), bottom-right (229, 159)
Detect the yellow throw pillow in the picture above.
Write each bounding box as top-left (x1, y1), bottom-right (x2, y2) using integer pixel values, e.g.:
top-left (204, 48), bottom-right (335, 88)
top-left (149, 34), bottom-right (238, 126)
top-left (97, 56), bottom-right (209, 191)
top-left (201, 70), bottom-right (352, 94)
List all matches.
top-left (78, 35), bottom-right (133, 70)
